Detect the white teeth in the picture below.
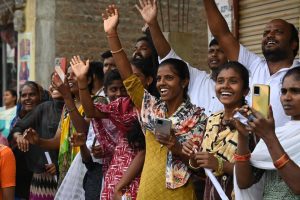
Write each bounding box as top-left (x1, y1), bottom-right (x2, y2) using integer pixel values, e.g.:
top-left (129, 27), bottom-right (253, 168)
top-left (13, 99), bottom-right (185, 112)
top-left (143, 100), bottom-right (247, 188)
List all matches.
top-left (267, 41), bottom-right (276, 45)
top-left (221, 92), bottom-right (232, 96)
top-left (211, 60), bottom-right (218, 64)
top-left (160, 88), bottom-right (168, 94)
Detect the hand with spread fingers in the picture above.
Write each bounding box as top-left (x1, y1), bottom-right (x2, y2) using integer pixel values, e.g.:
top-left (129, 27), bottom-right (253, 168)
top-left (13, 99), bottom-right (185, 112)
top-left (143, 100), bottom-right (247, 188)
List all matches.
top-left (135, 0), bottom-right (158, 25)
top-left (52, 72), bottom-right (72, 99)
top-left (70, 56), bottom-right (90, 81)
top-left (102, 4), bottom-right (119, 35)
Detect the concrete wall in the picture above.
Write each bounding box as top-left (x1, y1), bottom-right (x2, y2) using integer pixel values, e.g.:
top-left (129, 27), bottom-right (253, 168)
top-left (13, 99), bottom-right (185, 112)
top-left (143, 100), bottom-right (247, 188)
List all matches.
top-left (35, 0), bottom-right (56, 87)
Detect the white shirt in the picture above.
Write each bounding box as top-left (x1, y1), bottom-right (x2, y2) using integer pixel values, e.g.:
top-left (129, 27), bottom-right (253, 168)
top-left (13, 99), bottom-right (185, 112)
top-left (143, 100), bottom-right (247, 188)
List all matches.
top-left (238, 44), bottom-right (300, 127)
top-left (159, 49), bottom-right (223, 116)
top-left (86, 123), bottom-right (102, 163)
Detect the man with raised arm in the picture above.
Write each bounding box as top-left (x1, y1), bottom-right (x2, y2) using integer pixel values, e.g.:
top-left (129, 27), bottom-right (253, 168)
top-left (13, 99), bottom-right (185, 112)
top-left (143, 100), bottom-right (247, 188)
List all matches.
top-left (136, 0), bottom-right (227, 116)
top-left (202, 0), bottom-right (299, 127)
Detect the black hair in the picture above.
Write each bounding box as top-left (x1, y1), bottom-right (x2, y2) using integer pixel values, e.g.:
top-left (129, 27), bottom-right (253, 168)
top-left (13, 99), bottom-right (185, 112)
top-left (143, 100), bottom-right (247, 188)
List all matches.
top-left (159, 58), bottom-right (190, 99)
top-left (289, 23), bottom-right (299, 57)
top-left (209, 38), bottom-right (219, 47)
top-left (131, 58), bottom-right (159, 97)
top-left (216, 61), bottom-right (250, 104)
top-left (103, 69), bottom-right (122, 91)
top-left (126, 120), bottom-right (145, 150)
top-left (101, 50), bottom-right (113, 60)
top-left (5, 89), bottom-right (17, 105)
top-left (282, 66), bottom-right (300, 83)
top-left (20, 81), bottom-right (42, 100)
top-left (87, 61), bottom-right (104, 92)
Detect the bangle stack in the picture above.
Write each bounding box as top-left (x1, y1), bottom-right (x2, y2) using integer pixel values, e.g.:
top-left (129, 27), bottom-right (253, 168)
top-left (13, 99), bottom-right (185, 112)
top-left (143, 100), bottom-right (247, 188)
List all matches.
top-left (214, 156), bottom-right (224, 176)
top-left (189, 159), bottom-right (201, 171)
top-left (234, 152), bottom-right (251, 162)
top-left (274, 153), bottom-right (290, 169)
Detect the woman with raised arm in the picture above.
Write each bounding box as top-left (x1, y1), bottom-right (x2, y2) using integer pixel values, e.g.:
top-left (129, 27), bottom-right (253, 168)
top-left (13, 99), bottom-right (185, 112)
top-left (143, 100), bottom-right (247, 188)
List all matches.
top-left (70, 57), bottom-right (156, 200)
top-left (102, 4), bottom-right (206, 199)
top-left (23, 67), bottom-right (89, 186)
top-left (234, 67), bottom-right (300, 199)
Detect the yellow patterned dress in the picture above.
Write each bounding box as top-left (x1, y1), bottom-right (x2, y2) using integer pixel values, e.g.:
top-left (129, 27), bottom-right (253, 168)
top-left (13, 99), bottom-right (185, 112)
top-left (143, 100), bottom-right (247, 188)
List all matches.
top-left (201, 111), bottom-right (238, 200)
top-left (123, 74), bottom-right (207, 200)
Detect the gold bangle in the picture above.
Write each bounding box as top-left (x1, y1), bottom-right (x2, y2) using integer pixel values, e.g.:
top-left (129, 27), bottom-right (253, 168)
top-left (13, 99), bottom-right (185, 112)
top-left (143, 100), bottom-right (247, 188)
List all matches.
top-left (189, 159), bottom-right (201, 170)
top-left (110, 48), bottom-right (123, 54)
top-left (214, 156), bottom-right (224, 176)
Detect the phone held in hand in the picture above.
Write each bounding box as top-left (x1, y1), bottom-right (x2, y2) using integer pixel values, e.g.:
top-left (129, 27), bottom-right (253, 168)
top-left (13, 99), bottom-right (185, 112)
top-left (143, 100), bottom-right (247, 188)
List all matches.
top-left (154, 117), bottom-right (172, 136)
top-left (92, 137), bottom-right (97, 148)
top-left (252, 84), bottom-right (270, 118)
top-left (54, 65), bottom-right (65, 82)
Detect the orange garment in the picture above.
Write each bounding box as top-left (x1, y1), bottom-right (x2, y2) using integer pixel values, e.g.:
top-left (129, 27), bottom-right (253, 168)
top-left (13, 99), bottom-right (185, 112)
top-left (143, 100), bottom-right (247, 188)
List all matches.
top-left (0, 145), bottom-right (16, 200)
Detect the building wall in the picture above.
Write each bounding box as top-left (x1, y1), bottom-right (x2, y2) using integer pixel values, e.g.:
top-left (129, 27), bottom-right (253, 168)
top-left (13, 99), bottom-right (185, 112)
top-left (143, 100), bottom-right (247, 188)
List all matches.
top-left (54, 0), bottom-right (209, 68)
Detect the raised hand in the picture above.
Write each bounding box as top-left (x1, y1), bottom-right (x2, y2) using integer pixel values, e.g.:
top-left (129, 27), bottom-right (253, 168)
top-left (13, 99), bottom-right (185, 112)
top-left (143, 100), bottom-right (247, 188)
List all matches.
top-left (70, 56), bottom-right (90, 81)
top-left (136, 0), bottom-right (157, 25)
top-left (102, 4), bottom-right (119, 35)
top-left (52, 72), bottom-right (72, 98)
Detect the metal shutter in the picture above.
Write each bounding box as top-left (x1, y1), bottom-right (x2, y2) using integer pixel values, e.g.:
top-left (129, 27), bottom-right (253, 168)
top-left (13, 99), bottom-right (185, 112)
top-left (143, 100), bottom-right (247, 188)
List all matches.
top-left (239, 0), bottom-right (300, 57)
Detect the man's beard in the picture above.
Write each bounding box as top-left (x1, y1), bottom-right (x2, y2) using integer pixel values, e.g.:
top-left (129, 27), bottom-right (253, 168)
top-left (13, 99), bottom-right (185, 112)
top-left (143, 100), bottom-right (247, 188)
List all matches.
top-left (262, 46), bottom-right (288, 62)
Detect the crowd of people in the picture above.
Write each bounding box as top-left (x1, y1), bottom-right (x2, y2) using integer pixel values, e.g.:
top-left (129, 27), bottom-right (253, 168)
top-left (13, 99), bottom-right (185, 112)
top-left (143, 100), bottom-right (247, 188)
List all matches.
top-left (0, 0), bottom-right (300, 199)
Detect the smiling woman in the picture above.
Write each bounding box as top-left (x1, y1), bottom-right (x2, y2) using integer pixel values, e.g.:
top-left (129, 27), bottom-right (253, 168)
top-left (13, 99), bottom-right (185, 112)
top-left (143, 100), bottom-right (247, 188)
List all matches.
top-left (182, 61), bottom-right (251, 200)
top-left (102, 4), bottom-right (207, 199)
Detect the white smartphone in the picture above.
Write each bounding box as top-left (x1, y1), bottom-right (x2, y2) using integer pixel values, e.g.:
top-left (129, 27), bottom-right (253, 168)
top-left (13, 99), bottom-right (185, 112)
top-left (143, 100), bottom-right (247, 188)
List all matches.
top-left (55, 65), bottom-right (65, 82)
top-left (154, 118), bottom-right (172, 136)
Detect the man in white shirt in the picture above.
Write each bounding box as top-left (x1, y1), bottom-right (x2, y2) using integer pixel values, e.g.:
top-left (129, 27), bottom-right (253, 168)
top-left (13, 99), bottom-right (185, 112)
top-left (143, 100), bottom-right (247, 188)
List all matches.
top-left (202, 0), bottom-right (299, 127)
top-left (136, 1), bottom-right (227, 116)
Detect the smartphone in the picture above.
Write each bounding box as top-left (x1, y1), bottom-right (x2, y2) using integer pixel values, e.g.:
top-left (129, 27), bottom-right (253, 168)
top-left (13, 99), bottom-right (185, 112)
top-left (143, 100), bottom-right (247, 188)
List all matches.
top-left (154, 118), bottom-right (172, 136)
top-left (92, 137), bottom-right (97, 148)
top-left (55, 65), bottom-right (65, 82)
top-left (252, 84), bottom-right (270, 118)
